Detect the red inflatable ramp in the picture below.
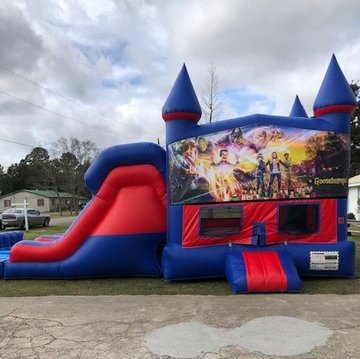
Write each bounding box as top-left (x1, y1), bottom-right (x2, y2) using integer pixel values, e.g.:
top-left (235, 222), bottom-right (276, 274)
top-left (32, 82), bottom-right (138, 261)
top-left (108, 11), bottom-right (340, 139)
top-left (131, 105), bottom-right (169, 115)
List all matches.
top-left (225, 250), bottom-right (301, 293)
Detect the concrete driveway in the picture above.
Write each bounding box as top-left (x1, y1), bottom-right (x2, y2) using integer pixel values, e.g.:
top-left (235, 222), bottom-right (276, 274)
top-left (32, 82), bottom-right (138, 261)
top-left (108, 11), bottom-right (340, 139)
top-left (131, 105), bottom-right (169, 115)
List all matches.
top-left (0, 294), bottom-right (359, 358)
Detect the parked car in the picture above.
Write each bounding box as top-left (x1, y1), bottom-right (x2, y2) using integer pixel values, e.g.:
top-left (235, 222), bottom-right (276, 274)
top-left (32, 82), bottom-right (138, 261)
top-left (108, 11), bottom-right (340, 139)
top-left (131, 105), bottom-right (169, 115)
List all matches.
top-left (1, 208), bottom-right (51, 230)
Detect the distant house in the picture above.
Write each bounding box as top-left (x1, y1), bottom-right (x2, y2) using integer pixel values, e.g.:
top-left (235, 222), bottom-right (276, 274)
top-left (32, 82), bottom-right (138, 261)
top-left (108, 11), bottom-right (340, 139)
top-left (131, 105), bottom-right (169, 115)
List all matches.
top-left (0, 189), bottom-right (88, 213)
top-left (348, 175), bottom-right (360, 219)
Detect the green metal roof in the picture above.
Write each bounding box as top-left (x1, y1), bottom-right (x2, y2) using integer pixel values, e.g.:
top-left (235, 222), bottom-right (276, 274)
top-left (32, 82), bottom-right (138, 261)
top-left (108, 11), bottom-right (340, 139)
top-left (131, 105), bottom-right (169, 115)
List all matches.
top-left (23, 189), bottom-right (78, 198)
top-left (0, 189), bottom-right (88, 200)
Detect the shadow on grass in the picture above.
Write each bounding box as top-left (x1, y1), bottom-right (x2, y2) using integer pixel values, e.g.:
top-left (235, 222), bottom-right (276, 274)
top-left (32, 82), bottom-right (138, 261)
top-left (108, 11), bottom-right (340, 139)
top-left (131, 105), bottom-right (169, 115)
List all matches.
top-left (302, 277), bottom-right (359, 294)
top-left (0, 276), bottom-right (359, 297)
top-left (0, 278), bottom-right (231, 297)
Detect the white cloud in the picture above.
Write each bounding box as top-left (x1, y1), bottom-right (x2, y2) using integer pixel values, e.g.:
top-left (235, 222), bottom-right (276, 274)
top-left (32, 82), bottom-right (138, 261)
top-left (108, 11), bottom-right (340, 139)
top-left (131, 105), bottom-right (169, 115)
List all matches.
top-left (160, 0), bottom-right (360, 115)
top-left (0, 0), bottom-right (359, 170)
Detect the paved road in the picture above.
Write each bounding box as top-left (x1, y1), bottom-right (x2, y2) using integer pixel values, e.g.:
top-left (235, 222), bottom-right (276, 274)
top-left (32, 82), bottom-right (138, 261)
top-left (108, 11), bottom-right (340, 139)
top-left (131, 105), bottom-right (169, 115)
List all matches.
top-left (50, 216), bottom-right (76, 226)
top-left (0, 294), bottom-right (359, 358)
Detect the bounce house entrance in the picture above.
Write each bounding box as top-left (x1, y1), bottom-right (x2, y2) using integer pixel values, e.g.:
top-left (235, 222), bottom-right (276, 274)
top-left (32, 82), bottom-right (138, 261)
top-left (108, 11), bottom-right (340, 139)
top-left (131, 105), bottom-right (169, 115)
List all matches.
top-left (251, 223), bottom-right (266, 245)
top-left (225, 250), bottom-right (301, 293)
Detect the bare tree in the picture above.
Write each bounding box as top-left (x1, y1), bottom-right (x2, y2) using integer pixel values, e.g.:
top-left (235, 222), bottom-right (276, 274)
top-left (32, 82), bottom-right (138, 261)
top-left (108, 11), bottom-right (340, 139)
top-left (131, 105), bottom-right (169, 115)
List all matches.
top-left (25, 147), bottom-right (65, 215)
top-left (201, 63), bottom-right (223, 123)
top-left (50, 137), bottom-right (99, 214)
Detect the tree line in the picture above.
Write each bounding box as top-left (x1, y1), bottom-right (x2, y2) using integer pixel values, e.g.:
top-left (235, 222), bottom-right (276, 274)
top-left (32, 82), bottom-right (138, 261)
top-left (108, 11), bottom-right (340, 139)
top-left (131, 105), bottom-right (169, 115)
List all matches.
top-left (0, 137), bottom-right (99, 215)
top-left (350, 82), bottom-right (360, 177)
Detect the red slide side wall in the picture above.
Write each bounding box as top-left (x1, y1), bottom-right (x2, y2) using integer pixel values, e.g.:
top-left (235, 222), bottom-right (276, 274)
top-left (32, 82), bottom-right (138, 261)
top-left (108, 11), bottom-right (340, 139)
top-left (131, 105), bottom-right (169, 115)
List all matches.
top-left (10, 165), bottom-right (166, 262)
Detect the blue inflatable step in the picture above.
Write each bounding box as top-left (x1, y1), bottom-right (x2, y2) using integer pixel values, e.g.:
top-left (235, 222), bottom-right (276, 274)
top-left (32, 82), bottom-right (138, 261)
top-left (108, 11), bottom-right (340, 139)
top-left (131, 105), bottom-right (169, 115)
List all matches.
top-left (0, 231), bottom-right (24, 279)
top-left (0, 231), bottom-right (23, 249)
top-left (225, 250), bottom-right (301, 294)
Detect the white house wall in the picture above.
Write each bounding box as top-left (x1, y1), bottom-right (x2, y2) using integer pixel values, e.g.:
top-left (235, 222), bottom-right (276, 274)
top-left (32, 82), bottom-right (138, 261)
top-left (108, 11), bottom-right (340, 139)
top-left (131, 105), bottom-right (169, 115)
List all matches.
top-left (348, 186), bottom-right (359, 219)
top-left (0, 191), bottom-right (50, 213)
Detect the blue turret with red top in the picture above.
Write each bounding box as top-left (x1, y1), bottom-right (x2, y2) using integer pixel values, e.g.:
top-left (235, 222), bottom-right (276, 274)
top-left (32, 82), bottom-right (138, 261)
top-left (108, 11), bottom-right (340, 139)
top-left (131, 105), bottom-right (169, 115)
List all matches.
top-left (289, 95), bottom-right (308, 118)
top-left (313, 54), bottom-right (357, 133)
top-left (162, 64), bottom-right (202, 144)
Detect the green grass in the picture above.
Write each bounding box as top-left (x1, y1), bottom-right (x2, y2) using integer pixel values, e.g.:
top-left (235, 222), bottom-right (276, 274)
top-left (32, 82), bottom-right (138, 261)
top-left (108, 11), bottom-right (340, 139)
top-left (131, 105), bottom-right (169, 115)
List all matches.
top-left (0, 225), bottom-right (358, 296)
top-left (23, 225), bottom-right (69, 240)
top-left (0, 278), bottom-right (231, 297)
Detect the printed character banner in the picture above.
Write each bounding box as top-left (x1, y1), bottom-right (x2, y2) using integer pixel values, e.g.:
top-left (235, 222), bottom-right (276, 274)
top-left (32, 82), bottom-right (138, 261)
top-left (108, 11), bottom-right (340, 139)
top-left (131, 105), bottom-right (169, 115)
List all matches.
top-left (168, 125), bottom-right (349, 204)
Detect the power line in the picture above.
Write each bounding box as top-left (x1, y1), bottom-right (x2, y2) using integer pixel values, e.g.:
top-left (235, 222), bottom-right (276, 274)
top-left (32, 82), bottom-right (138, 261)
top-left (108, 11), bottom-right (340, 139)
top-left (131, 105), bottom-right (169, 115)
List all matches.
top-left (0, 63), bottom-right (111, 118)
top-left (0, 138), bottom-right (37, 148)
top-left (0, 89), bottom-right (133, 141)
top-left (0, 63), bottom-right (140, 131)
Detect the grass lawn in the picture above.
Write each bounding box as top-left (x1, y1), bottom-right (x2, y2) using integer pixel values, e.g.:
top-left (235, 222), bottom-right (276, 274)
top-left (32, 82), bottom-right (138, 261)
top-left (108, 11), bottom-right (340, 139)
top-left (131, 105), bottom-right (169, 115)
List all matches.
top-left (22, 225), bottom-right (70, 240)
top-left (0, 224), bottom-right (358, 296)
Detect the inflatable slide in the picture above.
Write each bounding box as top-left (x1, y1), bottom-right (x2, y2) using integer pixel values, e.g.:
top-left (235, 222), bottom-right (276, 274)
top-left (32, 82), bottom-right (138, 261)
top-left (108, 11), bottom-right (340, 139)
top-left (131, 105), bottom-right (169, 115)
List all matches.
top-left (1, 143), bottom-right (166, 279)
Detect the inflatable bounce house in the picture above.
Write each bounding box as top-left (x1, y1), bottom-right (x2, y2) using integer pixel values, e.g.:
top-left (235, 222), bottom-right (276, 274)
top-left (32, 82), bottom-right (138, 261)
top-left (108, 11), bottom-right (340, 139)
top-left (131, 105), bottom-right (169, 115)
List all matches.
top-left (0, 55), bottom-right (357, 293)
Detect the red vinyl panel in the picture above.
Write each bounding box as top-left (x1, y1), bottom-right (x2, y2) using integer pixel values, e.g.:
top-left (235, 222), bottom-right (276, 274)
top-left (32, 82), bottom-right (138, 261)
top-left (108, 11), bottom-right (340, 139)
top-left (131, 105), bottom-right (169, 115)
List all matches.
top-left (182, 199), bottom-right (337, 247)
top-left (243, 251), bottom-right (287, 292)
top-left (92, 185), bottom-right (165, 235)
top-left (182, 204), bottom-right (252, 247)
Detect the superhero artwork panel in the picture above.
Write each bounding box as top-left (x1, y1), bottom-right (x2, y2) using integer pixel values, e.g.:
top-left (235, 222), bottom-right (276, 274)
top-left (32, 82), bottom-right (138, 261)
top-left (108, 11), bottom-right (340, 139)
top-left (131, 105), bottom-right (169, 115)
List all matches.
top-left (168, 125), bottom-right (349, 204)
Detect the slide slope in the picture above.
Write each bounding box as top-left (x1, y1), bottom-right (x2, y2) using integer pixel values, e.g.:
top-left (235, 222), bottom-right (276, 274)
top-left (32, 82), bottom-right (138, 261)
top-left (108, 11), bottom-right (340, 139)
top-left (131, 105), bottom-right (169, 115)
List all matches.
top-left (3, 143), bottom-right (166, 279)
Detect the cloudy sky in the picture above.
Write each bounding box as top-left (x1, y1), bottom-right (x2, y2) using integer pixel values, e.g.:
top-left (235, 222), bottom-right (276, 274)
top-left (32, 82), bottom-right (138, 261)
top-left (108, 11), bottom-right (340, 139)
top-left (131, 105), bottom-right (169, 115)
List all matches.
top-left (0, 0), bottom-right (359, 169)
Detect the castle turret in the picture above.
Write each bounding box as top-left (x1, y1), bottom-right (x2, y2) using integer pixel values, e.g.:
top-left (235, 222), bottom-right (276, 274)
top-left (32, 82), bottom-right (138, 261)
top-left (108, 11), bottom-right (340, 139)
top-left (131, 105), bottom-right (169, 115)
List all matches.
top-left (313, 55), bottom-right (357, 133)
top-left (162, 64), bottom-right (202, 144)
top-left (289, 95), bottom-right (308, 118)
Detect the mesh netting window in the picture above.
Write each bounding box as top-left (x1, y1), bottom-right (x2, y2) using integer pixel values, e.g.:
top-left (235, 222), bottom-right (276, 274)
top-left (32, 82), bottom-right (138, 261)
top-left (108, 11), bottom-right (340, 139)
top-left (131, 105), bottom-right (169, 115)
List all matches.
top-left (200, 207), bottom-right (242, 236)
top-left (278, 204), bottom-right (319, 235)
